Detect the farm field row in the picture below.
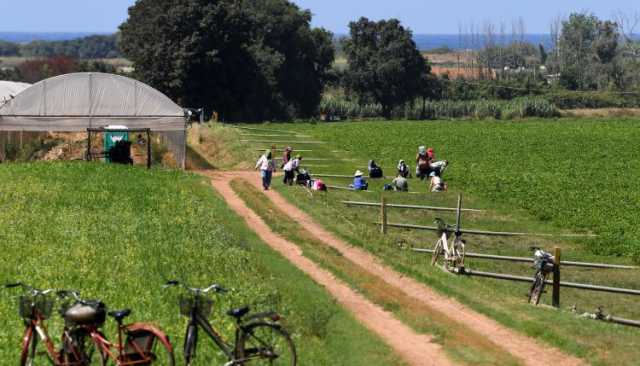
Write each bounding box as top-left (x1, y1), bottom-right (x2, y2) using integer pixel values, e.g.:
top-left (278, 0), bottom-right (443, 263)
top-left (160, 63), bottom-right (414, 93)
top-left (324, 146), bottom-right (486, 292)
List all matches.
top-left (0, 162), bottom-right (399, 365)
top-left (203, 118), bottom-right (640, 365)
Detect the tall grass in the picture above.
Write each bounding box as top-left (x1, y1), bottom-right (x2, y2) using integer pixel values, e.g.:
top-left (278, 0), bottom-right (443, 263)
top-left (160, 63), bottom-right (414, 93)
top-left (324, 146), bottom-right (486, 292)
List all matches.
top-left (320, 97), bottom-right (558, 120)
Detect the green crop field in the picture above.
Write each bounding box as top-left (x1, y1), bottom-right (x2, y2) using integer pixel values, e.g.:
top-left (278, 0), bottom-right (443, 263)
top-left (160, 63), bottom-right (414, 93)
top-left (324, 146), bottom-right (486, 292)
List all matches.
top-left (205, 118), bottom-right (640, 365)
top-left (260, 118), bottom-right (640, 259)
top-left (0, 162), bottom-right (400, 365)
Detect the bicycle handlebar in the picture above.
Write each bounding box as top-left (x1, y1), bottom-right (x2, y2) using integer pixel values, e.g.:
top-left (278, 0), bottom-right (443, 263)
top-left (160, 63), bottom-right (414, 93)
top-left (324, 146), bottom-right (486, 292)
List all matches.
top-left (163, 280), bottom-right (227, 294)
top-left (5, 282), bottom-right (55, 296)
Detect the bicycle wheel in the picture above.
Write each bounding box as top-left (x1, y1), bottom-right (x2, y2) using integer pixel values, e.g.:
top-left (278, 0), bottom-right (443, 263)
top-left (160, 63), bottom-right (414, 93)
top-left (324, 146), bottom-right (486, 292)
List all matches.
top-left (528, 273), bottom-right (546, 305)
top-left (431, 239), bottom-right (443, 266)
top-left (123, 328), bottom-right (175, 366)
top-left (184, 324), bottom-right (198, 366)
top-left (62, 328), bottom-right (106, 366)
top-left (237, 322), bottom-right (296, 365)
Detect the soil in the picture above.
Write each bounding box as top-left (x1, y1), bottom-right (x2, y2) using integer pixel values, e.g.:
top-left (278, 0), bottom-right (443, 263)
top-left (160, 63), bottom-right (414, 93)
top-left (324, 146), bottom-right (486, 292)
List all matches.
top-left (209, 172), bottom-right (452, 366)
top-left (205, 170), bottom-right (584, 366)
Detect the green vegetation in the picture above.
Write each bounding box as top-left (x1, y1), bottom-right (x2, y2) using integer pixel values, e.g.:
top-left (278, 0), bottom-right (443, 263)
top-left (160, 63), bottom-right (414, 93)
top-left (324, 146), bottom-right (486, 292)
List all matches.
top-left (320, 96), bottom-right (557, 120)
top-left (119, 0), bottom-right (335, 121)
top-left (214, 119), bottom-right (640, 365)
top-left (265, 119), bottom-right (640, 259)
top-left (0, 35), bottom-right (120, 59)
top-left (0, 162), bottom-right (400, 365)
top-left (341, 18), bottom-right (429, 118)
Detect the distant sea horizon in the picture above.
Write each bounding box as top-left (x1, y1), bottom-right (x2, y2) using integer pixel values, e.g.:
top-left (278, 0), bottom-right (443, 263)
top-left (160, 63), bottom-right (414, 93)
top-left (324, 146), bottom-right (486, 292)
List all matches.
top-left (10, 31), bottom-right (640, 51)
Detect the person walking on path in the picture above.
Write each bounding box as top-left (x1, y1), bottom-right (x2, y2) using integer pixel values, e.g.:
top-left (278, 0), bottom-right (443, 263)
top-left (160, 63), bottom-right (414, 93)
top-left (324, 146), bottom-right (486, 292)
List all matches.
top-left (255, 149), bottom-right (276, 190)
top-left (283, 155), bottom-right (303, 185)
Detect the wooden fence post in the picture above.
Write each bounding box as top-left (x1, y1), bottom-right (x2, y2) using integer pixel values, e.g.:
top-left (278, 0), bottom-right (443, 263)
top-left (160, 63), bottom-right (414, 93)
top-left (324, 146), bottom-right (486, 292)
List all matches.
top-left (381, 196), bottom-right (387, 235)
top-left (553, 247), bottom-right (561, 308)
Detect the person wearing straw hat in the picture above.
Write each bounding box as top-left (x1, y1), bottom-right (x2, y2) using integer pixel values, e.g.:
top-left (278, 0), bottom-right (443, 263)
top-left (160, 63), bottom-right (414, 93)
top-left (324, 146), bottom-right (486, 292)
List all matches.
top-left (349, 170), bottom-right (368, 190)
top-left (283, 155), bottom-right (303, 185)
top-left (255, 149), bottom-right (276, 190)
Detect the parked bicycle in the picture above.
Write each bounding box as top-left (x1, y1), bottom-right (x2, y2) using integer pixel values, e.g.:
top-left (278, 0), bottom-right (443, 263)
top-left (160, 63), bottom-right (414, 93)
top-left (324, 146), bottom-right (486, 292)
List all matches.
top-left (431, 218), bottom-right (466, 272)
top-left (5, 282), bottom-right (92, 366)
top-left (163, 280), bottom-right (296, 366)
top-left (528, 248), bottom-right (556, 305)
top-left (5, 282), bottom-right (174, 366)
top-left (56, 289), bottom-right (175, 365)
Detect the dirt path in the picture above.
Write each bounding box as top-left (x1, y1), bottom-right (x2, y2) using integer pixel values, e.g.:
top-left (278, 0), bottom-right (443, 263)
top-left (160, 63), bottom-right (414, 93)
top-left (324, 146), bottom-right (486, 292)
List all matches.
top-left (206, 171), bottom-right (584, 366)
top-left (209, 173), bottom-right (453, 366)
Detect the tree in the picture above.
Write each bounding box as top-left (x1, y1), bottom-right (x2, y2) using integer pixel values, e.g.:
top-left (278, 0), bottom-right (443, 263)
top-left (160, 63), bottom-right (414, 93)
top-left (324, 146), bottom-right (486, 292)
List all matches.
top-left (17, 56), bottom-right (79, 83)
top-left (119, 0), bottom-right (334, 121)
top-left (342, 18), bottom-right (429, 119)
top-left (556, 13), bottom-right (623, 90)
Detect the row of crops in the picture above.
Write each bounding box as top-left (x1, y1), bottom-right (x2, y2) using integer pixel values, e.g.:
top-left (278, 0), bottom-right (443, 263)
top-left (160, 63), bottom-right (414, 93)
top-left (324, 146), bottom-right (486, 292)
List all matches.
top-left (283, 118), bottom-right (640, 260)
top-left (320, 97), bottom-right (558, 120)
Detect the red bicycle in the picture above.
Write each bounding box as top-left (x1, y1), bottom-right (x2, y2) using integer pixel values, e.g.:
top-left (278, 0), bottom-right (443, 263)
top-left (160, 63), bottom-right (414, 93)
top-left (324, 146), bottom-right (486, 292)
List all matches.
top-left (5, 282), bottom-right (93, 366)
top-left (6, 282), bottom-right (175, 365)
top-left (56, 289), bottom-right (175, 365)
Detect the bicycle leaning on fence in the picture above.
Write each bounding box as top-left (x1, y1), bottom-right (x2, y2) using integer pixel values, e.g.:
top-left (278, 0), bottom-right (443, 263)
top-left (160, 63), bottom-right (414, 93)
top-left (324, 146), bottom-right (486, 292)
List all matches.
top-left (528, 248), bottom-right (556, 305)
top-left (163, 280), bottom-right (296, 366)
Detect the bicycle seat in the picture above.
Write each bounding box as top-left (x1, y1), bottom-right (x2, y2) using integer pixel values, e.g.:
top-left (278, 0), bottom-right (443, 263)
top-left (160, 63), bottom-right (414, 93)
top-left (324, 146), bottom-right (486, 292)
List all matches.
top-left (227, 306), bottom-right (250, 319)
top-left (65, 302), bottom-right (107, 325)
top-left (108, 309), bottom-right (131, 322)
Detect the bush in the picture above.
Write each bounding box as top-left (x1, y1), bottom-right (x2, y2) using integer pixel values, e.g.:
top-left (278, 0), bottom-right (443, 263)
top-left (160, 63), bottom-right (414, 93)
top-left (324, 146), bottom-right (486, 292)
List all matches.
top-left (320, 96), bottom-right (558, 120)
top-left (545, 91), bottom-right (640, 109)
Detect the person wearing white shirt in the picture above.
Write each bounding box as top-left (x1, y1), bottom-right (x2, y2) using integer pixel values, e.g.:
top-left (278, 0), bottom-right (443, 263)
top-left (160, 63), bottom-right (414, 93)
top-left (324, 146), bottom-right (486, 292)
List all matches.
top-left (283, 155), bottom-right (303, 185)
top-left (255, 150), bottom-right (276, 190)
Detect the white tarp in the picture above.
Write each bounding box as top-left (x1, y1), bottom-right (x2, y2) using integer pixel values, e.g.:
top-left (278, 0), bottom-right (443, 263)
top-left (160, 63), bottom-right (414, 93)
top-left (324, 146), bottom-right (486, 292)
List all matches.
top-left (0, 81), bottom-right (31, 105)
top-left (0, 73), bottom-right (186, 132)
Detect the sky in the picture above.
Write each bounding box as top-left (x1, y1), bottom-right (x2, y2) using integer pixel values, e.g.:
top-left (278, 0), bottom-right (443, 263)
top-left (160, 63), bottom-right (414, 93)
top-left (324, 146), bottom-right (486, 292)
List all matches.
top-left (0, 0), bottom-right (637, 34)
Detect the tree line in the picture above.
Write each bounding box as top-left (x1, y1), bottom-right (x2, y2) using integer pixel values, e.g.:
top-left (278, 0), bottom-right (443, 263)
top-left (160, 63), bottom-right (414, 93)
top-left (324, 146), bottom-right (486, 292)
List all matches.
top-left (0, 34), bottom-right (121, 59)
top-left (2, 1), bottom-right (639, 121)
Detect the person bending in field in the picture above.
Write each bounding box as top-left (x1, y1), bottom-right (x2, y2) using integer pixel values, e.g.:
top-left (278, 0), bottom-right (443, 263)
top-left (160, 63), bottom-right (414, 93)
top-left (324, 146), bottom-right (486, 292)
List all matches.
top-left (281, 146), bottom-right (292, 168)
top-left (429, 174), bottom-right (448, 192)
top-left (255, 149), bottom-right (276, 190)
top-left (427, 147), bottom-right (449, 177)
top-left (392, 174), bottom-right (409, 192)
top-left (368, 160), bottom-right (383, 178)
top-left (350, 170), bottom-right (368, 190)
top-left (283, 155), bottom-right (303, 185)
top-left (397, 160), bottom-right (410, 178)
top-left (416, 146), bottom-right (431, 179)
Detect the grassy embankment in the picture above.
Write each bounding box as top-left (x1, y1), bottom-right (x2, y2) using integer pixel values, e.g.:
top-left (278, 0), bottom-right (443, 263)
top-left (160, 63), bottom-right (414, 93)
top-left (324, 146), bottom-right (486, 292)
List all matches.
top-left (201, 119), bottom-right (640, 365)
top-left (0, 162), bottom-right (401, 366)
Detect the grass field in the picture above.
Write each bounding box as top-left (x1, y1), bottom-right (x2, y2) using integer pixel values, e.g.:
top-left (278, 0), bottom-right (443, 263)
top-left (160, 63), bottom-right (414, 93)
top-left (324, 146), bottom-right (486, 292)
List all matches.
top-left (203, 119), bottom-right (640, 365)
top-left (262, 118), bottom-right (640, 259)
top-left (0, 162), bottom-right (401, 365)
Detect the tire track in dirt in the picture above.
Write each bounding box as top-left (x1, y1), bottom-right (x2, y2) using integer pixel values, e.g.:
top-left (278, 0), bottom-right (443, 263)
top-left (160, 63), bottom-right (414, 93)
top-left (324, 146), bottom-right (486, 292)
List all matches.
top-left (206, 171), bottom-right (584, 366)
top-left (209, 173), bottom-right (453, 366)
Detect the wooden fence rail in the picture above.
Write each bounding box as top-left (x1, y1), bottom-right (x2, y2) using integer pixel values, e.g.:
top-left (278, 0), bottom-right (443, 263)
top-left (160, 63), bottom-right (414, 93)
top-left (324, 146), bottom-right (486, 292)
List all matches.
top-left (378, 221), bottom-right (597, 238)
top-left (460, 269), bottom-right (640, 296)
top-left (410, 248), bottom-right (638, 269)
top-left (343, 200), bottom-right (484, 213)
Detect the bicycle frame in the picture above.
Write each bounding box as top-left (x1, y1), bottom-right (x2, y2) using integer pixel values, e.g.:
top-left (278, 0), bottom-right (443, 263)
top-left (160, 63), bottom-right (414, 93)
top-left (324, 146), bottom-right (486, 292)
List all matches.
top-left (189, 307), bottom-right (236, 359)
top-left (82, 321), bottom-right (174, 365)
top-left (432, 229), bottom-right (465, 271)
top-left (21, 312), bottom-right (89, 365)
